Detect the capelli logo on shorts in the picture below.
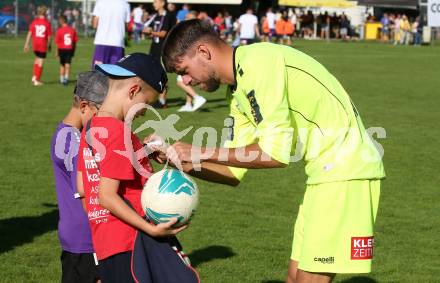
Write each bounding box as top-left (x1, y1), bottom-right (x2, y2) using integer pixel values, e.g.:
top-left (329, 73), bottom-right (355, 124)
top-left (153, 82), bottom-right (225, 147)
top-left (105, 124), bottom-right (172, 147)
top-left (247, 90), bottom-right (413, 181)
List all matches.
top-left (314, 257), bottom-right (334, 264)
top-left (351, 236), bottom-right (374, 260)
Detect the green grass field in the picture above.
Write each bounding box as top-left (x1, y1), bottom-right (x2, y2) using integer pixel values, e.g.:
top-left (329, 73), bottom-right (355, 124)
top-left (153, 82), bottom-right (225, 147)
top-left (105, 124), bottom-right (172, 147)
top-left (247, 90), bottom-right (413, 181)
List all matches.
top-left (0, 37), bottom-right (439, 283)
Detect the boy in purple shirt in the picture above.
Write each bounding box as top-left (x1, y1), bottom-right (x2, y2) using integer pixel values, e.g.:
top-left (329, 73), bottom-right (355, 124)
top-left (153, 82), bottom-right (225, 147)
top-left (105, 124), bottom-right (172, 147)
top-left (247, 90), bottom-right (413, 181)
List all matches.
top-left (50, 71), bottom-right (108, 283)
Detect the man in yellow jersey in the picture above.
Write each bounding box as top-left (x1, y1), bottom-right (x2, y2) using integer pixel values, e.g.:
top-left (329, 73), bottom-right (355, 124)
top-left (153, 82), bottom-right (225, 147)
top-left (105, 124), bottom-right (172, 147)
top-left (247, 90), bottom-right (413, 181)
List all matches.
top-left (158, 19), bottom-right (385, 283)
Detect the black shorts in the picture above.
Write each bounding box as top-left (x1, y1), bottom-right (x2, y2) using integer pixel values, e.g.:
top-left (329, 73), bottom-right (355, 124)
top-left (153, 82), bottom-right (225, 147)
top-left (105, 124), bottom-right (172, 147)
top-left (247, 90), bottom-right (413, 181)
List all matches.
top-left (34, 51), bottom-right (46, 58)
top-left (149, 43), bottom-right (163, 60)
top-left (61, 250), bottom-right (100, 283)
top-left (99, 251), bottom-right (135, 283)
top-left (59, 49), bottom-right (74, 65)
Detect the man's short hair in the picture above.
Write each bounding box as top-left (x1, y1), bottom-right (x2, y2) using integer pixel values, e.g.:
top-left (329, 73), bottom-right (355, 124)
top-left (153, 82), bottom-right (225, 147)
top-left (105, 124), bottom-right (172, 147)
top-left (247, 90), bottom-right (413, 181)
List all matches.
top-left (162, 19), bottom-right (222, 73)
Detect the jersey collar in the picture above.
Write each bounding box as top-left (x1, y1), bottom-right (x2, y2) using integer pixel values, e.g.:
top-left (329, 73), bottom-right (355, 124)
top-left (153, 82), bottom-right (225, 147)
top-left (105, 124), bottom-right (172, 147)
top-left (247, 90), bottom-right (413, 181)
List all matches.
top-left (230, 46), bottom-right (239, 92)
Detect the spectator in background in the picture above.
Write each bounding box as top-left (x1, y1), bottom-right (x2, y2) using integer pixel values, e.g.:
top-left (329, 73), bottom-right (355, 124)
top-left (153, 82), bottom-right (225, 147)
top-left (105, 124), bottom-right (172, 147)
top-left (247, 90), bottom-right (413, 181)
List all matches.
top-left (380, 13), bottom-right (390, 42)
top-left (316, 12), bottom-right (323, 36)
top-left (275, 12), bottom-right (287, 44)
top-left (214, 12), bottom-right (225, 36)
top-left (331, 12), bottom-right (340, 39)
top-left (320, 11), bottom-right (330, 40)
top-left (224, 11), bottom-right (233, 42)
top-left (91, 0), bottom-right (130, 66)
top-left (238, 8), bottom-right (259, 45)
top-left (176, 4), bottom-right (190, 23)
top-left (142, 10), bottom-right (151, 27)
top-left (300, 11), bottom-right (306, 38)
top-left (72, 8), bottom-right (80, 30)
top-left (187, 10), bottom-right (199, 21)
top-left (261, 15), bottom-right (270, 42)
top-left (266, 7), bottom-right (276, 41)
top-left (400, 15), bottom-right (411, 45)
top-left (232, 18), bottom-right (241, 47)
top-left (290, 9), bottom-right (299, 37)
top-left (197, 11), bottom-right (214, 26)
top-left (393, 14), bottom-right (401, 45)
top-left (301, 11), bottom-right (314, 39)
top-left (278, 11), bottom-right (294, 45)
top-left (133, 4), bottom-right (144, 43)
top-left (366, 13), bottom-right (376, 22)
top-left (28, 3), bottom-right (36, 18)
top-left (284, 15), bottom-right (294, 45)
top-left (275, 11), bottom-right (293, 45)
top-left (127, 14), bottom-right (135, 43)
top-left (167, 3), bottom-right (177, 27)
top-left (46, 8), bottom-right (52, 22)
top-left (340, 13), bottom-right (350, 41)
top-left (143, 0), bottom-right (171, 62)
top-left (143, 0), bottom-right (172, 108)
top-left (412, 16), bottom-right (422, 45)
top-left (276, 9), bottom-right (283, 24)
top-left (64, 7), bottom-right (73, 25)
top-left (388, 14), bottom-right (395, 42)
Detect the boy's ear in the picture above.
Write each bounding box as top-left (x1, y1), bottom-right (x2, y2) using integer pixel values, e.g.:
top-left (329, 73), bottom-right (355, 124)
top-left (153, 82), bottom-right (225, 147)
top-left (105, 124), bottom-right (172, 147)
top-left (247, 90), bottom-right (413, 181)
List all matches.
top-left (197, 44), bottom-right (212, 61)
top-left (79, 100), bottom-right (89, 114)
top-left (128, 84), bottom-right (142, 99)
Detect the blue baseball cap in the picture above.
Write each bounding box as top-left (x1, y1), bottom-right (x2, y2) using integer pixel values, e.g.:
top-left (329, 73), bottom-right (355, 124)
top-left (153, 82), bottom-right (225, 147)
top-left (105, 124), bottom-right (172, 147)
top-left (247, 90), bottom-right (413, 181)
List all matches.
top-left (95, 53), bottom-right (168, 93)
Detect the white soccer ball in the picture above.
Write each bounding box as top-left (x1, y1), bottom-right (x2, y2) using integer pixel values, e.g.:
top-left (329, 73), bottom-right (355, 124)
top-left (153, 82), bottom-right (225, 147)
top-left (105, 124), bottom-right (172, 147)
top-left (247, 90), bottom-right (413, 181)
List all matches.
top-left (141, 169), bottom-right (199, 227)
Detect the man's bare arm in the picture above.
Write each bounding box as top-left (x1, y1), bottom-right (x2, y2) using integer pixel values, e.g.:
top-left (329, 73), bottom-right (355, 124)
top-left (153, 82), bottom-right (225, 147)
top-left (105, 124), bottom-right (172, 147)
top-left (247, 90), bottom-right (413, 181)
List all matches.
top-left (92, 16), bottom-right (98, 29)
top-left (169, 142), bottom-right (287, 170)
top-left (182, 162), bottom-right (240, 187)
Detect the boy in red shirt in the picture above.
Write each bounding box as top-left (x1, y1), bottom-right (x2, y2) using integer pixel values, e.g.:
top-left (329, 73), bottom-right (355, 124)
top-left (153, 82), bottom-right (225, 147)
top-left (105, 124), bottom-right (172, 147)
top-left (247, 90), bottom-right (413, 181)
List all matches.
top-left (55, 15), bottom-right (78, 86)
top-left (24, 5), bottom-right (52, 86)
top-left (76, 53), bottom-right (186, 282)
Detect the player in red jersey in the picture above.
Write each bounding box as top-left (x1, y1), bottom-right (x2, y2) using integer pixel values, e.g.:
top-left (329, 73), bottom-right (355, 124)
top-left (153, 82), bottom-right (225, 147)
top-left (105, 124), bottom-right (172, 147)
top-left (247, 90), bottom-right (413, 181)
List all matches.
top-left (55, 15), bottom-right (78, 86)
top-left (23, 5), bottom-right (52, 86)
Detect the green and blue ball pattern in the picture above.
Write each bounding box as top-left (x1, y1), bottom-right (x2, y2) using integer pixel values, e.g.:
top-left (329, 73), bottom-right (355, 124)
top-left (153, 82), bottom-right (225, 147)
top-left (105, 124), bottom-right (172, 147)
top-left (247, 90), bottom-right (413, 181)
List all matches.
top-left (142, 169), bottom-right (199, 227)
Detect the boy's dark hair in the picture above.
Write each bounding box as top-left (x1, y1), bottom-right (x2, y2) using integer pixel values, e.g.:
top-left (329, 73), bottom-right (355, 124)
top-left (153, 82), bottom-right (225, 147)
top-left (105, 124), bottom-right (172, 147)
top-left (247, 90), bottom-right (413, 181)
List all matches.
top-left (162, 19), bottom-right (223, 73)
top-left (59, 15), bottom-right (67, 23)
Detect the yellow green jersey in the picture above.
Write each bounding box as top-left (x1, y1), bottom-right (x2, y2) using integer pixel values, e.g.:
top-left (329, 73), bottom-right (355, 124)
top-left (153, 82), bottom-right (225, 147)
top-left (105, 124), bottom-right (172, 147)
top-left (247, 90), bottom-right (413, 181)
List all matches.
top-left (224, 43), bottom-right (385, 184)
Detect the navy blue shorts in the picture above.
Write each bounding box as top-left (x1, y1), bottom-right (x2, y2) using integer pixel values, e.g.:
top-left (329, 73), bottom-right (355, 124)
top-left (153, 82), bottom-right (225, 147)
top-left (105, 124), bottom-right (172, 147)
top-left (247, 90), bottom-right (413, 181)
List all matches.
top-left (99, 251), bottom-right (135, 283)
